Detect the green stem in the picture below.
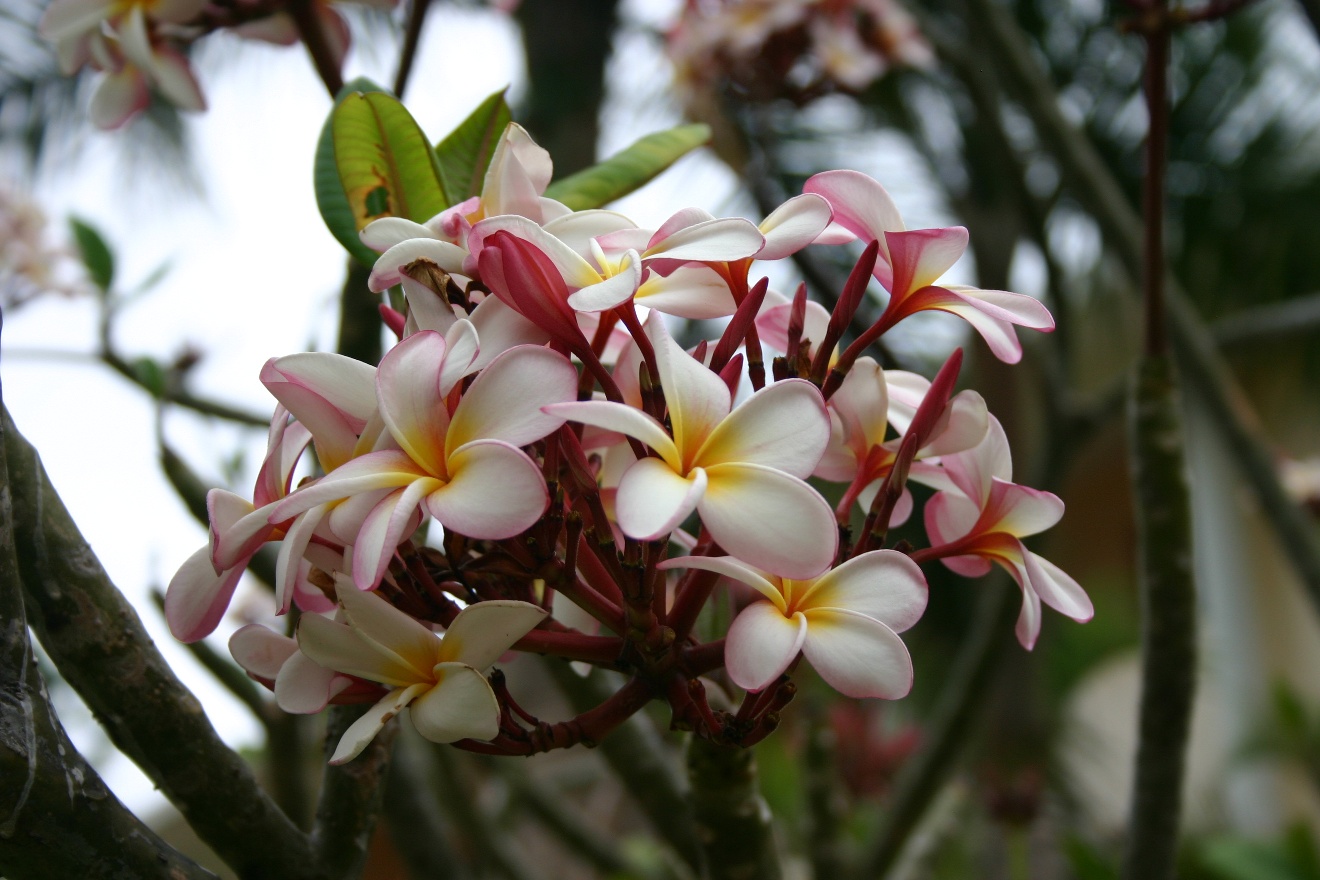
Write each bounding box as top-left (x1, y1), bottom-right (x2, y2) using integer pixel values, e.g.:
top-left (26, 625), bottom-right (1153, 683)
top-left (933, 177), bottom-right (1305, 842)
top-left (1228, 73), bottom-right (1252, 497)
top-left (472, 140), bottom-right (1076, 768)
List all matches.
top-left (686, 738), bottom-right (781, 880)
top-left (1123, 355), bottom-right (1197, 880)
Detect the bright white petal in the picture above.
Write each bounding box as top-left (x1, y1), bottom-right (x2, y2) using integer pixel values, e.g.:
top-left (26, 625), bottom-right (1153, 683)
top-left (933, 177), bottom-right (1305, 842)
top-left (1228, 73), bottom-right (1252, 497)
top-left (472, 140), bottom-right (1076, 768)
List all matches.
top-left (544, 401), bottom-right (678, 468)
top-left (699, 463), bottom-right (837, 579)
top-left (725, 602), bottom-right (807, 692)
top-left (615, 458), bottom-right (706, 541)
top-left (377, 331), bottom-right (450, 476)
top-left (801, 608), bottom-right (913, 699)
top-left (1023, 551), bottom-right (1092, 622)
top-left (427, 440), bottom-right (548, 539)
top-left (657, 555), bottom-right (787, 614)
top-left (695, 378), bottom-right (829, 478)
top-left (756, 193), bottom-right (833, 261)
top-left (797, 549), bottom-right (927, 632)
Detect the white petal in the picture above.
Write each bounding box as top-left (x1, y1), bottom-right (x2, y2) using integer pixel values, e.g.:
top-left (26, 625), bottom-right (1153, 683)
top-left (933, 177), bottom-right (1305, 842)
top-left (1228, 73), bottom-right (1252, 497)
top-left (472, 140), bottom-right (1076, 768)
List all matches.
top-left (544, 401), bottom-right (679, 468)
top-left (1023, 551), bottom-right (1092, 623)
top-left (657, 555), bottom-right (786, 614)
top-left (408, 664), bottom-right (500, 743)
top-left (695, 378), bottom-right (829, 478)
top-left (229, 624), bottom-right (296, 680)
top-left (725, 602), bottom-right (807, 692)
top-left (756, 193), bottom-right (833, 261)
top-left (615, 458), bottom-right (707, 541)
top-left (275, 649), bottom-right (350, 714)
top-left (297, 611), bottom-right (428, 687)
top-left (426, 440), bottom-right (548, 540)
top-left (330, 684), bottom-right (430, 764)
top-left (446, 345), bottom-right (577, 452)
top-left (699, 463), bottom-right (837, 579)
top-left (437, 600), bottom-right (548, 669)
top-left (796, 549), bottom-right (927, 632)
top-left (801, 608), bottom-right (913, 699)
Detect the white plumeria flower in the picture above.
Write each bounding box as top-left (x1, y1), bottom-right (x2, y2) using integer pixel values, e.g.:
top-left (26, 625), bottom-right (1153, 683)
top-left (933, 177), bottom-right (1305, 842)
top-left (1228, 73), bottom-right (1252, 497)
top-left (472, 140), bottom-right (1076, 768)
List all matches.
top-left (546, 315), bottom-right (838, 578)
top-left (660, 550), bottom-right (927, 698)
top-left (296, 582), bottom-right (547, 763)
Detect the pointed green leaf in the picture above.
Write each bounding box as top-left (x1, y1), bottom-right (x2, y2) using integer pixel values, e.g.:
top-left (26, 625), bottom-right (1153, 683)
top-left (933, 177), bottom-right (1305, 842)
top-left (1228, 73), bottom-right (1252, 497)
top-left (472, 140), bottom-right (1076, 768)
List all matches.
top-left (314, 77), bottom-right (390, 267)
top-left (434, 88), bottom-right (512, 204)
top-left (543, 124), bottom-right (711, 211)
top-left (69, 216), bottom-right (115, 293)
top-left (333, 90), bottom-right (449, 229)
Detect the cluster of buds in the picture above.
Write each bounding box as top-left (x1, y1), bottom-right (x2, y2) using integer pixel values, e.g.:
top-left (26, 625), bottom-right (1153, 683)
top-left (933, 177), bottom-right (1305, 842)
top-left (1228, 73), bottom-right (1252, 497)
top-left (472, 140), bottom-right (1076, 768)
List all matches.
top-left (166, 122), bottom-right (1092, 763)
top-left (668, 0), bottom-right (934, 106)
top-left (38, 0), bottom-right (392, 129)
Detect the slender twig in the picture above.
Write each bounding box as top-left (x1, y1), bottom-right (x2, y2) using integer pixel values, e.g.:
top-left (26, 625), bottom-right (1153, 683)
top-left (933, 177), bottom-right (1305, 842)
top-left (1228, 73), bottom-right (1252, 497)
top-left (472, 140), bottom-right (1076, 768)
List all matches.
top-left (392, 0), bottom-right (433, 99)
top-left (1211, 291), bottom-right (1320, 346)
top-left (99, 348), bottom-right (268, 426)
top-left (970, 0), bottom-right (1320, 619)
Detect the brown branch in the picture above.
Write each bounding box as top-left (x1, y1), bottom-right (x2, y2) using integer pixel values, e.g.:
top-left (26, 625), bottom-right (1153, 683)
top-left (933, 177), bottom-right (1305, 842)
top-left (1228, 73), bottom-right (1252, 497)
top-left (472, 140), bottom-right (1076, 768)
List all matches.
top-left (312, 705), bottom-right (397, 878)
top-left (3, 405), bottom-right (324, 880)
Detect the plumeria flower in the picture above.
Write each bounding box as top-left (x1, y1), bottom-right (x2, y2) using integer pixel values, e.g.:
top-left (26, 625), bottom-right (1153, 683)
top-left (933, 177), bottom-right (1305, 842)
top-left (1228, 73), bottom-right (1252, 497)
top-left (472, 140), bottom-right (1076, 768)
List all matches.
top-left (660, 550), bottom-right (927, 698)
top-left (919, 417), bottom-right (1092, 649)
top-left (164, 406), bottom-right (312, 641)
top-left (295, 580), bottom-right (547, 762)
top-left (229, 622), bottom-right (378, 715)
top-left (271, 336), bottom-right (578, 591)
top-left (546, 315), bottom-right (838, 578)
top-left (815, 357), bottom-right (988, 520)
top-left (805, 170), bottom-right (1054, 363)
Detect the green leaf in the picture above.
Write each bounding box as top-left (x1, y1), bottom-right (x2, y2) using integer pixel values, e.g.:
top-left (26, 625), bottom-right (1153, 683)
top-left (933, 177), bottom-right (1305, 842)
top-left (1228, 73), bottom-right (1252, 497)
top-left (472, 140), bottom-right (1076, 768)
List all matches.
top-left (544, 124), bottom-right (711, 211)
top-left (434, 88), bottom-right (511, 204)
top-left (69, 216), bottom-right (115, 293)
top-left (333, 89), bottom-right (448, 230)
top-left (314, 77), bottom-right (389, 268)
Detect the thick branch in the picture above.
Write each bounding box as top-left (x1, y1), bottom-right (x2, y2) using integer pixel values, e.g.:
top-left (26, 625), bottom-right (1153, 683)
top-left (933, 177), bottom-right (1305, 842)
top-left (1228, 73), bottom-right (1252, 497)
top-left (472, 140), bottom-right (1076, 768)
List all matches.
top-left (312, 705), bottom-right (396, 879)
top-left (686, 737), bottom-right (781, 880)
top-left (3, 406), bottom-right (323, 880)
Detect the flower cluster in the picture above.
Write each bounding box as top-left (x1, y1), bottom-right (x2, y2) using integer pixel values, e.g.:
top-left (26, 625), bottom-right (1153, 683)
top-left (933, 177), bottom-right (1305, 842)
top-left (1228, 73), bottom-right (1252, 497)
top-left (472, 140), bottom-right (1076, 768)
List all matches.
top-left (668, 0), bottom-right (934, 107)
top-left (167, 121), bottom-right (1090, 762)
top-left (38, 0), bottom-right (392, 129)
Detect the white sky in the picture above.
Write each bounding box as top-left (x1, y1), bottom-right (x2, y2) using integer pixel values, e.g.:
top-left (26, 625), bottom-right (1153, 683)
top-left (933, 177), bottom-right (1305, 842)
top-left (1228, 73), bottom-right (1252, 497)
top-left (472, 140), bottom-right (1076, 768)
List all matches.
top-left (1, 0), bottom-right (964, 824)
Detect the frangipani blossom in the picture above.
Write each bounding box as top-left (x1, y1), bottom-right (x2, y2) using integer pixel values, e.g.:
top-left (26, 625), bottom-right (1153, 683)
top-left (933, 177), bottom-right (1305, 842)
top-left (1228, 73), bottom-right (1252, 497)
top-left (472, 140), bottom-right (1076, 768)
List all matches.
top-left (815, 358), bottom-right (988, 519)
top-left (296, 581), bottom-right (547, 762)
top-left (546, 316), bottom-right (837, 578)
top-left (164, 407), bottom-right (312, 641)
top-left (921, 418), bottom-right (1092, 649)
top-left (660, 551), bottom-right (927, 698)
top-left (805, 170), bottom-right (1054, 363)
top-left (271, 337), bottom-right (577, 590)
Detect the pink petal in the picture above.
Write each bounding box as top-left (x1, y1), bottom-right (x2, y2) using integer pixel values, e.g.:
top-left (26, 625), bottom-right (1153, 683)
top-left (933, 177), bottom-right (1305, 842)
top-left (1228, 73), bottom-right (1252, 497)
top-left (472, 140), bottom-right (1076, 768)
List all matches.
top-left (544, 400), bottom-right (679, 468)
top-left (647, 316), bottom-right (731, 465)
top-left (944, 285), bottom-right (1057, 330)
top-left (329, 684), bottom-right (430, 764)
top-left (426, 440), bottom-right (548, 540)
top-left (725, 602), bottom-right (807, 692)
top-left (437, 600), bottom-right (548, 670)
top-left (1023, 551), bottom-right (1092, 622)
top-left (164, 545), bottom-right (244, 642)
top-left (350, 479), bottom-right (439, 590)
top-left (984, 479), bottom-right (1064, 538)
top-left (695, 378), bottom-right (830, 478)
top-left (438, 319), bottom-right (480, 396)
top-left (615, 458), bottom-right (707, 541)
top-left (801, 608), bottom-right (913, 699)
top-left (446, 345), bottom-right (577, 452)
top-left (656, 555), bottom-right (787, 614)
top-left (408, 663), bottom-right (500, 743)
top-left (829, 358), bottom-right (890, 453)
top-left (922, 489), bottom-right (981, 546)
top-left (756, 193), bottom-right (833, 261)
top-left (699, 463), bottom-right (837, 579)
top-left (229, 624), bottom-right (296, 680)
top-left (275, 650), bottom-right (351, 714)
top-left (377, 331), bottom-right (450, 477)
top-left (208, 490), bottom-right (267, 570)
top-left (798, 549), bottom-right (927, 632)
top-left (884, 227), bottom-right (967, 298)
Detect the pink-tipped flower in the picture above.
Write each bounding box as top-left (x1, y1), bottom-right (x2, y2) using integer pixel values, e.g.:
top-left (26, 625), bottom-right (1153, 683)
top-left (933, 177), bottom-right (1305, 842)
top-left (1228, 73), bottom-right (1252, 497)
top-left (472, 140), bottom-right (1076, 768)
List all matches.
top-left (805, 170), bottom-right (1054, 363)
top-left (546, 315), bottom-right (838, 579)
top-left (919, 417), bottom-right (1092, 649)
top-left (660, 550), bottom-right (927, 698)
top-left (271, 336), bottom-right (577, 591)
top-left (295, 580), bottom-right (547, 762)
